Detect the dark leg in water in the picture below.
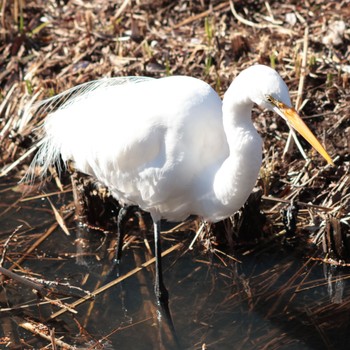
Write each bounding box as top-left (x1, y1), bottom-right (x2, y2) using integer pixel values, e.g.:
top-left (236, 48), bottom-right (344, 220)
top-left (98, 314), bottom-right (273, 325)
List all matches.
top-left (114, 205), bottom-right (139, 264)
top-left (153, 220), bottom-right (180, 349)
top-left (153, 220), bottom-right (169, 305)
top-left (104, 205), bottom-right (139, 282)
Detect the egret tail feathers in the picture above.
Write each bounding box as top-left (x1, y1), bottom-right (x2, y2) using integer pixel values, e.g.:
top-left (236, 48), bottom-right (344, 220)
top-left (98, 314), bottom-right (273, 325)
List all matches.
top-left (23, 76), bottom-right (155, 183)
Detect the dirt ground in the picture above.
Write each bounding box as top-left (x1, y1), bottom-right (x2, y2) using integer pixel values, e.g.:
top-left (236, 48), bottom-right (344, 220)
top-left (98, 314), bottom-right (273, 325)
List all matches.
top-left (0, 0), bottom-right (349, 348)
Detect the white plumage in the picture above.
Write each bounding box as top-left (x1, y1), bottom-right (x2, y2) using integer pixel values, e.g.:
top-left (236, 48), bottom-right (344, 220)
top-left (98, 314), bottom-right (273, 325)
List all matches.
top-left (33, 65), bottom-right (331, 223)
top-left (29, 64), bottom-right (332, 304)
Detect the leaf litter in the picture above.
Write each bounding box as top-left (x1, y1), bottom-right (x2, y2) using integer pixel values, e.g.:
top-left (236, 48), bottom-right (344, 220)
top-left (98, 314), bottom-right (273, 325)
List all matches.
top-left (0, 0), bottom-right (349, 349)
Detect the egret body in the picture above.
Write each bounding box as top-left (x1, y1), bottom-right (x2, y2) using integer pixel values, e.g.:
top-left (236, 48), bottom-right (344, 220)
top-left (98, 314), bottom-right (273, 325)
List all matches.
top-left (30, 65), bottom-right (333, 304)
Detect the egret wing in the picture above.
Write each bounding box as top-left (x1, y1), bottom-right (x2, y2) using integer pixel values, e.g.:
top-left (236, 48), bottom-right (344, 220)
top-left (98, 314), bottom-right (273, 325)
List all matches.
top-left (31, 77), bottom-right (154, 119)
top-left (27, 77), bottom-right (155, 178)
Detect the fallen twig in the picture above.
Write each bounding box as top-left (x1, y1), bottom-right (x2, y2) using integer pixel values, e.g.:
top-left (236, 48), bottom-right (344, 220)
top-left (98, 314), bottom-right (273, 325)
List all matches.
top-left (0, 266), bottom-right (46, 294)
top-left (47, 197), bottom-right (71, 236)
top-left (19, 319), bottom-right (76, 350)
top-left (169, 2), bottom-right (230, 31)
top-left (0, 225), bottom-right (22, 266)
top-left (230, 0), bottom-right (295, 34)
top-left (9, 212), bottom-right (74, 271)
top-left (284, 26), bottom-right (310, 160)
top-left (262, 195), bottom-right (333, 212)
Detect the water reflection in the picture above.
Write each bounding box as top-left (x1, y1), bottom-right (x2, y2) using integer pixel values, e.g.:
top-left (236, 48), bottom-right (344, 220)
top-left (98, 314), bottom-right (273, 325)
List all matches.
top-left (1, 184), bottom-right (350, 349)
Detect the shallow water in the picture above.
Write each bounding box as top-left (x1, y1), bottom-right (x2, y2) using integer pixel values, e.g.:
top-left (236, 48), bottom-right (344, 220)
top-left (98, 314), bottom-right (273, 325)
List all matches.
top-left (1, 180), bottom-right (350, 349)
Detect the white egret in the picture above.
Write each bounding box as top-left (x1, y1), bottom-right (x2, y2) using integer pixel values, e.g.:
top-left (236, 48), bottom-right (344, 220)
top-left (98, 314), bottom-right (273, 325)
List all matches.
top-left (28, 64), bottom-right (333, 306)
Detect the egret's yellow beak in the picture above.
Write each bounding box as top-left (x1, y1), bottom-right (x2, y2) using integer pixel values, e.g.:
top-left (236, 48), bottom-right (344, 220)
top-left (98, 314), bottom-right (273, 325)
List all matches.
top-left (267, 95), bottom-right (334, 165)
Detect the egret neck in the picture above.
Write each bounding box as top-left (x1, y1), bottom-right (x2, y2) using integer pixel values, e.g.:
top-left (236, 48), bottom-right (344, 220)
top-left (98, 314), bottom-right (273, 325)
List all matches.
top-left (213, 95), bottom-right (262, 220)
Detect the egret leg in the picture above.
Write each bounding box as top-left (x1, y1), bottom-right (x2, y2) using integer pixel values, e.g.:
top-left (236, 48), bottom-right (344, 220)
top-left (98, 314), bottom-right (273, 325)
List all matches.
top-left (154, 221), bottom-right (169, 305)
top-left (114, 205), bottom-right (139, 263)
top-left (104, 205), bottom-right (140, 283)
top-left (153, 221), bottom-right (180, 348)
top-left (114, 206), bottom-right (127, 263)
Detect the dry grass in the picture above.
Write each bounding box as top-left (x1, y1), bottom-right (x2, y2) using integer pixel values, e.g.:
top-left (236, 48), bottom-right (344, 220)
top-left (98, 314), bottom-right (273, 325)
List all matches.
top-left (0, 0), bottom-right (349, 348)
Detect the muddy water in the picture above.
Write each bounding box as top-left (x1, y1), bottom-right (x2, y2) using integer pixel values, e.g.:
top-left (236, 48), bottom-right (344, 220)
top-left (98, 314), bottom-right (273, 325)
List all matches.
top-left (1, 180), bottom-right (350, 349)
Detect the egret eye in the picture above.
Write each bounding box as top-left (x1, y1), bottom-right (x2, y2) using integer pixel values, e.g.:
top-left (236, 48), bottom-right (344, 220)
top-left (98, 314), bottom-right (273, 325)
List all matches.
top-left (265, 94), bottom-right (274, 103)
top-left (265, 94), bottom-right (280, 106)
top-left (265, 95), bottom-right (286, 109)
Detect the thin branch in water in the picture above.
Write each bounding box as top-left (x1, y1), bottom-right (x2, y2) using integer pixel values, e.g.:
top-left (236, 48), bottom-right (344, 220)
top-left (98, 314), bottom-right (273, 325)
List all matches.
top-left (0, 225), bottom-right (22, 267)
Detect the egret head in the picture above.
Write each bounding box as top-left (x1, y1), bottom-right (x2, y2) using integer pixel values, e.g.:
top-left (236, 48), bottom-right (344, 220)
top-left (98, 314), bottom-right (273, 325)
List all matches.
top-left (263, 89), bottom-right (334, 166)
top-left (247, 65), bottom-right (292, 110)
top-left (226, 64), bottom-right (334, 165)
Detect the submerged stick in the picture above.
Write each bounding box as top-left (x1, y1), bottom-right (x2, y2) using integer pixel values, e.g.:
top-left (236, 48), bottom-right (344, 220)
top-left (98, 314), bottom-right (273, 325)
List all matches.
top-left (9, 212), bottom-right (73, 271)
top-left (0, 225), bottom-right (22, 266)
top-left (19, 320), bottom-right (76, 350)
top-left (49, 242), bottom-right (183, 320)
top-left (0, 266), bottom-right (46, 294)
